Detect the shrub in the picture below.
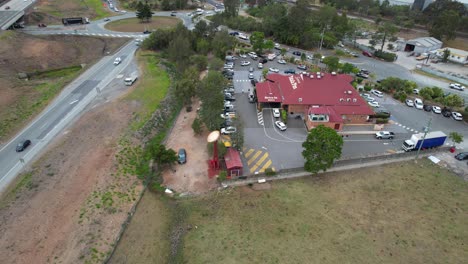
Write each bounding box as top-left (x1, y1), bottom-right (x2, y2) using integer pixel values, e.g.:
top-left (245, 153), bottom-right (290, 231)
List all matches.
top-left (364, 84), bottom-right (373, 91)
top-left (192, 117), bottom-right (202, 135)
top-left (218, 170), bottom-right (227, 181)
top-left (265, 168), bottom-right (276, 176)
top-left (374, 50), bottom-right (397, 62)
top-left (335, 50), bottom-right (346, 56)
top-left (376, 118), bottom-right (389, 124)
top-left (281, 109), bottom-right (288, 124)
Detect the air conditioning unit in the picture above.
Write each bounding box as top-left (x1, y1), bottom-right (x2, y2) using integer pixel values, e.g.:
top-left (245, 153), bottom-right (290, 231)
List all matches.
top-left (339, 98), bottom-right (344, 102)
top-left (353, 98), bottom-right (357, 102)
top-left (298, 98), bottom-right (302, 102)
top-left (331, 72), bottom-right (337, 75)
top-left (347, 98), bottom-right (351, 102)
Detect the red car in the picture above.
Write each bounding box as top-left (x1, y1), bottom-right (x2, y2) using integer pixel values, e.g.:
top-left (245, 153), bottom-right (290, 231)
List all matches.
top-left (362, 51), bottom-right (373, 57)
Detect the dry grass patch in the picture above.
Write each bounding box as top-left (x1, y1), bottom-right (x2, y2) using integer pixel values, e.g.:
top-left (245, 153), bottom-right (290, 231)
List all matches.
top-left (105, 17), bottom-right (181, 32)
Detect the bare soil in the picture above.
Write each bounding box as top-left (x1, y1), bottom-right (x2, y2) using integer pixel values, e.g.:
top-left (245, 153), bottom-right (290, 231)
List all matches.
top-left (0, 31), bottom-right (128, 142)
top-left (105, 17), bottom-right (181, 32)
top-left (162, 99), bottom-right (218, 195)
top-left (0, 97), bottom-right (142, 263)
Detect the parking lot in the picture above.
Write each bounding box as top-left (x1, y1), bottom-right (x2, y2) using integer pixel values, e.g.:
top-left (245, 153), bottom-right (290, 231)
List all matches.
top-left (227, 55), bottom-right (467, 174)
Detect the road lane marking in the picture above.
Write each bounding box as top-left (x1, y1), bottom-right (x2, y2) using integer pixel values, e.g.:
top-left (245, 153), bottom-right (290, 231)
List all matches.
top-left (247, 150), bottom-right (262, 166)
top-left (69, 99), bottom-right (79, 104)
top-left (250, 153), bottom-right (269, 173)
top-left (244, 148), bottom-right (254, 158)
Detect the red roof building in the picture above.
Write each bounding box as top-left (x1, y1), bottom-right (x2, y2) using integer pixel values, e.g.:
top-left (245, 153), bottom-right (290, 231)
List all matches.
top-left (255, 73), bottom-right (374, 130)
top-left (224, 148), bottom-right (243, 178)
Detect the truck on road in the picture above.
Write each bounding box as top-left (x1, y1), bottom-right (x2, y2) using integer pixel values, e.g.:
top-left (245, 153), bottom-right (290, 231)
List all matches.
top-left (62, 17), bottom-right (90, 25)
top-left (402, 131), bottom-right (447, 152)
top-left (124, 71), bottom-right (138, 86)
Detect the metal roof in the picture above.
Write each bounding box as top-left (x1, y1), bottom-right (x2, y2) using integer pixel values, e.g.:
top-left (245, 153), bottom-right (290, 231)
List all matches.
top-left (407, 37), bottom-right (442, 48)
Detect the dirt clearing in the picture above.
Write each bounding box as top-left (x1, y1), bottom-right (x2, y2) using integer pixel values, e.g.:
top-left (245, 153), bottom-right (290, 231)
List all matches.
top-left (105, 17), bottom-right (181, 32)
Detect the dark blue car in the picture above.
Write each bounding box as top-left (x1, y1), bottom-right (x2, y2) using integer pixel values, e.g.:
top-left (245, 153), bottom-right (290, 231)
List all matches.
top-left (178, 148), bottom-right (187, 164)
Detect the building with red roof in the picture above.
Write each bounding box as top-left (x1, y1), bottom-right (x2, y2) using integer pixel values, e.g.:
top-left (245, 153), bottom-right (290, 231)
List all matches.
top-left (255, 72), bottom-right (374, 131)
top-left (224, 148), bottom-right (243, 178)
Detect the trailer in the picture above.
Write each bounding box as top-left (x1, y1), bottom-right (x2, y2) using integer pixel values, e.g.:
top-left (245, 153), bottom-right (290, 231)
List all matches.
top-left (62, 17), bottom-right (90, 25)
top-left (124, 71), bottom-right (138, 86)
top-left (402, 131), bottom-right (447, 152)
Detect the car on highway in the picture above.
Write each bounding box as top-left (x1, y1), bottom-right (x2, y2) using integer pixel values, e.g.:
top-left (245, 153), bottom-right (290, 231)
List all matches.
top-left (170, 11), bottom-right (177, 16)
top-left (368, 101), bottom-right (379, 108)
top-left (405, 99), bottom-right (414, 107)
top-left (104, 18), bottom-right (111, 22)
top-left (375, 131), bottom-right (395, 139)
top-left (16, 139), bottom-right (31, 152)
top-left (273, 108), bottom-right (280, 118)
top-left (277, 59), bottom-right (286, 64)
top-left (221, 126), bottom-right (237, 134)
top-left (452, 112), bottom-right (463, 121)
top-left (114, 57), bottom-right (122, 65)
top-left (178, 148), bottom-right (187, 164)
top-left (449, 83), bottom-right (465, 91)
top-left (38, 23), bottom-right (47, 27)
top-left (284, 69), bottom-right (296, 74)
top-left (269, 68), bottom-right (279, 73)
top-left (292, 51), bottom-right (302, 56)
top-left (414, 98), bottom-right (423, 110)
top-left (275, 121), bottom-right (287, 131)
top-left (240, 61), bottom-right (251, 66)
top-left (371, 90), bottom-right (383, 97)
top-left (432, 106), bottom-right (442, 114)
top-left (455, 152), bottom-right (468, 160)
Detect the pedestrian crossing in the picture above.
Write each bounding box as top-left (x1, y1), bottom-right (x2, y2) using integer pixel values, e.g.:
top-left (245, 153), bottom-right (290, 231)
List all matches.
top-left (392, 121), bottom-right (419, 134)
top-left (257, 111), bottom-right (264, 125)
top-left (243, 147), bottom-right (275, 174)
top-left (234, 79), bottom-right (251, 82)
top-left (47, 32), bottom-right (144, 38)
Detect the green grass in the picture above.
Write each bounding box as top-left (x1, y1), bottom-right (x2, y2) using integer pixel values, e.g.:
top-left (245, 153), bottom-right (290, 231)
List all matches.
top-left (125, 52), bottom-right (170, 131)
top-left (0, 172), bottom-right (33, 209)
top-left (0, 66), bottom-right (82, 139)
top-left (83, 0), bottom-right (109, 20)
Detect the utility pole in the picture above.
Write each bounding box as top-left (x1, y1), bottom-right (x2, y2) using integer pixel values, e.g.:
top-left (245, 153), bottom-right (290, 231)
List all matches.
top-left (416, 118), bottom-right (432, 160)
top-left (319, 26), bottom-right (327, 51)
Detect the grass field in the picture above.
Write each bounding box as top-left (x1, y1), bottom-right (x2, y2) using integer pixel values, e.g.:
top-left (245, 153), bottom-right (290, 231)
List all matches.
top-left (125, 52), bottom-right (170, 130)
top-left (112, 159), bottom-right (468, 263)
top-left (105, 17), bottom-right (181, 32)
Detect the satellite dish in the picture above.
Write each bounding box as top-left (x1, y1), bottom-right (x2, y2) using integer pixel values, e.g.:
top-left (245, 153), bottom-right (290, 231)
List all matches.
top-left (207, 131), bottom-right (220, 143)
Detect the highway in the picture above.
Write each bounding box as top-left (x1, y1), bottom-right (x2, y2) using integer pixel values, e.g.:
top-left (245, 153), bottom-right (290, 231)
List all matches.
top-left (0, 42), bottom-right (138, 193)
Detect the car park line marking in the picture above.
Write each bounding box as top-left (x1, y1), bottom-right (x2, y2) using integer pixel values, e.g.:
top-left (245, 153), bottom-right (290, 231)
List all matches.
top-left (244, 149), bottom-right (254, 158)
top-left (257, 111), bottom-right (264, 125)
top-left (247, 150), bottom-right (262, 166)
top-left (250, 153), bottom-right (269, 173)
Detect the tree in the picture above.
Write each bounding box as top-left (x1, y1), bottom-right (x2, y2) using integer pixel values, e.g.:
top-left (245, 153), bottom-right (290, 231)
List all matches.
top-left (444, 94), bottom-right (464, 108)
top-left (302, 125), bottom-right (343, 174)
top-left (429, 10), bottom-right (462, 40)
top-left (192, 117), bottom-right (203, 135)
top-left (211, 30), bottom-right (235, 59)
top-left (198, 71), bottom-right (225, 130)
top-left (249, 31), bottom-right (273, 55)
top-left (174, 66), bottom-right (199, 106)
top-left (167, 34), bottom-right (193, 69)
top-left (322, 56), bottom-right (340, 72)
top-left (190, 54), bottom-right (208, 71)
top-left (209, 57), bottom-right (224, 71)
top-left (146, 142), bottom-right (178, 170)
top-left (448, 132), bottom-right (463, 147)
top-left (224, 0), bottom-right (240, 17)
top-left (136, 1), bottom-right (153, 22)
top-left (340, 63), bottom-right (357, 74)
top-left (374, 22), bottom-right (398, 52)
top-left (442, 48), bottom-right (450, 62)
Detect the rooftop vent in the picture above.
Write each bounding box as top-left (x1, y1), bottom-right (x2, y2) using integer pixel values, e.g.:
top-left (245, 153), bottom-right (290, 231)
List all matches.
top-left (347, 90), bottom-right (352, 94)
top-left (317, 75), bottom-right (321, 79)
top-left (317, 72), bottom-right (321, 75)
top-left (309, 74), bottom-right (314, 79)
top-left (299, 98), bottom-right (302, 102)
top-left (353, 98), bottom-right (357, 102)
top-left (347, 98), bottom-right (351, 102)
top-left (339, 98), bottom-right (344, 102)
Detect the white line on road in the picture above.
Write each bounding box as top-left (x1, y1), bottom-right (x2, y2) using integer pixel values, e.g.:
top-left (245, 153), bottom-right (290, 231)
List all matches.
top-left (69, 99), bottom-right (79, 104)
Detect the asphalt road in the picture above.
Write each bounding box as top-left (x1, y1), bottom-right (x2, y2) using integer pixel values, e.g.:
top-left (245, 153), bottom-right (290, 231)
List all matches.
top-left (0, 41), bottom-right (138, 193)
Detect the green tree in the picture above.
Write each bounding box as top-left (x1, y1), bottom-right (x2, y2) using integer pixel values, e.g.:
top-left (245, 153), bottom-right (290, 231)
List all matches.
top-left (429, 10), bottom-right (462, 40)
top-left (340, 63), bottom-right (357, 74)
top-left (211, 30), bottom-right (235, 59)
top-left (374, 22), bottom-right (398, 52)
top-left (322, 56), bottom-right (340, 72)
top-left (224, 0), bottom-right (240, 17)
top-left (192, 117), bottom-right (203, 135)
top-left (301, 53), bottom-right (306, 62)
top-left (146, 142), bottom-right (178, 170)
top-left (198, 71), bottom-right (225, 130)
top-left (302, 125), bottom-right (343, 174)
top-left (167, 34), bottom-right (193, 69)
top-left (448, 132), bottom-right (463, 147)
top-left (442, 48), bottom-right (450, 62)
top-left (209, 57), bottom-right (224, 71)
top-left (174, 66), bottom-right (198, 106)
top-left (444, 94), bottom-right (464, 108)
top-left (190, 54), bottom-right (208, 71)
top-left (249, 31), bottom-right (268, 55)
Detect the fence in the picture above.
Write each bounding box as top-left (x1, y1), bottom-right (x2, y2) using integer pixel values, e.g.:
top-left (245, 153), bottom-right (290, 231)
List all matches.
top-left (418, 66), bottom-right (468, 86)
top-left (224, 146), bottom-right (451, 186)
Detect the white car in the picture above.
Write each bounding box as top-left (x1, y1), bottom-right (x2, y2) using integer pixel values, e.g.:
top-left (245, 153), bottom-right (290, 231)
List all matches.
top-left (273, 108), bottom-right (280, 118)
top-left (239, 54), bottom-right (247, 58)
top-left (257, 63), bottom-right (263, 69)
top-left (432, 106), bottom-right (441, 114)
top-left (405, 99), bottom-right (414, 107)
top-left (220, 113), bottom-right (236, 119)
top-left (248, 73), bottom-right (254, 79)
top-left (364, 96), bottom-right (375, 102)
top-left (414, 98), bottom-right (423, 109)
top-left (240, 61), bottom-right (250, 66)
top-left (114, 57), bottom-right (121, 65)
top-left (371, 90), bottom-right (383, 97)
top-left (452, 112), bottom-right (463, 121)
top-left (413, 89), bottom-right (420, 94)
top-left (238, 34), bottom-right (248, 40)
top-left (368, 101), bottom-right (380, 108)
top-left (277, 59), bottom-right (286, 64)
top-left (449, 83), bottom-right (465, 91)
top-left (275, 121), bottom-right (287, 131)
top-left (269, 68), bottom-right (279, 73)
top-left (306, 55), bottom-right (313, 60)
top-left (248, 51), bottom-right (257, 58)
top-left (221, 126), bottom-right (237, 134)
top-left (274, 43), bottom-right (281, 49)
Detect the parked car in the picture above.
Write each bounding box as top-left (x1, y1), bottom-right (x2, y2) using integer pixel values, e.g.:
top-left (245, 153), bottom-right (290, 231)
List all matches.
top-left (414, 98), bottom-right (423, 110)
top-left (452, 112), bottom-right (463, 121)
top-left (220, 113), bottom-right (236, 119)
top-left (273, 108), bottom-right (280, 118)
top-left (248, 73), bottom-right (254, 79)
top-left (422, 104), bottom-right (431, 112)
top-left (16, 139), bottom-right (31, 152)
top-left (371, 90), bottom-right (383, 97)
top-left (405, 99), bottom-right (414, 107)
top-left (455, 152), bottom-right (468, 160)
top-left (238, 33), bottom-right (248, 40)
top-left (239, 53), bottom-right (247, 58)
top-left (362, 51), bottom-right (372, 57)
top-left (292, 51), bottom-right (302, 56)
top-left (284, 69), bottom-right (296, 74)
top-left (356, 72), bottom-right (369, 79)
top-left (365, 96), bottom-right (375, 102)
top-left (275, 121), bottom-right (287, 131)
top-left (274, 43), bottom-right (281, 49)
top-left (442, 108), bottom-right (452, 117)
top-left (259, 58), bottom-right (268, 64)
top-left (297, 64), bottom-right (307, 70)
top-left (277, 59), bottom-right (286, 64)
top-left (374, 109), bottom-right (391, 118)
top-left (375, 131), bottom-right (395, 139)
top-left (360, 69), bottom-right (370, 74)
top-left (361, 93), bottom-right (371, 99)
top-left (240, 61), bottom-right (250, 66)
top-left (249, 67), bottom-right (254, 72)
top-left (257, 63), bottom-right (263, 69)
top-left (432, 106), bottom-right (441, 114)
top-left (38, 23), bottom-right (47, 27)
top-left (104, 18), bottom-right (111, 21)
top-left (221, 126), bottom-right (237, 134)
top-left (368, 101), bottom-right (380, 108)
top-left (178, 148), bottom-right (187, 164)
top-left (449, 83), bottom-right (465, 91)
top-left (269, 68), bottom-right (279, 73)
top-left (229, 31), bottom-right (239, 36)
top-left (413, 89), bottom-right (420, 94)
top-left (248, 52), bottom-right (257, 59)
top-left (114, 57), bottom-right (122, 65)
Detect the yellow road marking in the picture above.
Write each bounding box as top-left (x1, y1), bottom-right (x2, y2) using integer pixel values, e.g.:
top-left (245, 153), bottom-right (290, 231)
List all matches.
top-left (259, 160), bottom-right (272, 173)
top-left (250, 153), bottom-right (269, 173)
top-left (247, 150), bottom-right (262, 166)
top-left (245, 149), bottom-right (255, 158)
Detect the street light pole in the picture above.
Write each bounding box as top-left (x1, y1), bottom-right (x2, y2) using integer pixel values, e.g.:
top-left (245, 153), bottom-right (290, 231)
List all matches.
top-left (415, 118), bottom-right (432, 160)
top-left (319, 26), bottom-right (326, 51)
